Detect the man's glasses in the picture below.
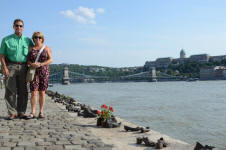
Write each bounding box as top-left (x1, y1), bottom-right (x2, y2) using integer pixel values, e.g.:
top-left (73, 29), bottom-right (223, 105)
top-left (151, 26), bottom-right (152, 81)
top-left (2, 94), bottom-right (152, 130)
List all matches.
top-left (15, 24), bottom-right (23, 28)
top-left (34, 36), bottom-right (42, 40)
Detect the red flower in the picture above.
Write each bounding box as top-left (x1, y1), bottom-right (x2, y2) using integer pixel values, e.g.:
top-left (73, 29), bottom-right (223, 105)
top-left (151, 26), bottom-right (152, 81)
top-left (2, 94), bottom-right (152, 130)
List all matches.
top-left (96, 110), bottom-right (101, 114)
top-left (98, 104), bottom-right (114, 121)
top-left (109, 106), bottom-right (114, 112)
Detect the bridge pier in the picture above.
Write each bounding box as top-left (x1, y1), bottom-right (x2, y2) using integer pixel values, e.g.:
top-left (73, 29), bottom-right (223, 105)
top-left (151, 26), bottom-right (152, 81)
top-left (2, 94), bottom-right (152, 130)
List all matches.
top-left (62, 66), bottom-right (70, 85)
top-left (150, 67), bottom-right (157, 82)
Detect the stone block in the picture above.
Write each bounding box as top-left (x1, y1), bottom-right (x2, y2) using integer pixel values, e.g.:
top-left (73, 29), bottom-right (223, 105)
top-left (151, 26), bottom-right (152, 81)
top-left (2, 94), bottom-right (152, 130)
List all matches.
top-left (45, 145), bottom-right (64, 150)
top-left (13, 147), bottom-right (25, 150)
top-left (24, 146), bottom-right (45, 150)
top-left (1, 141), bottom-right (17, 147)
top-left (36, 141), bottom-right (52, 146)
top-left (55, 140), bottom-right (71, 145)
top-left (64, 145), bottom-right (83, 150)
top-left (18, 141), bottom-right (36, 146)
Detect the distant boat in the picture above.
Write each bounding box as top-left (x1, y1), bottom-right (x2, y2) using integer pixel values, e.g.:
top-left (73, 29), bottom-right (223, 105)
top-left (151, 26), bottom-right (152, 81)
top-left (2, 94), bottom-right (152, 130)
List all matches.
top-left (48, 83), bottom-right (53, 87)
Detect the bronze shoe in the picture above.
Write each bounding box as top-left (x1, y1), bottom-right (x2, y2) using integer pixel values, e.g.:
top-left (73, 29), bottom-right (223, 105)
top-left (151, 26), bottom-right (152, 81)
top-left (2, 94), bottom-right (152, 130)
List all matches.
top-left (143, 137), bottom-right (156, 147)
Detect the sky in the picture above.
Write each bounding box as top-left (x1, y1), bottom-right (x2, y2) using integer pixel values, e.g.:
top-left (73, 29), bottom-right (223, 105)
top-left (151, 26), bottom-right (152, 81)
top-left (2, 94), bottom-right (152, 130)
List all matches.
top-left (1, 0), bottom-right (226, 67)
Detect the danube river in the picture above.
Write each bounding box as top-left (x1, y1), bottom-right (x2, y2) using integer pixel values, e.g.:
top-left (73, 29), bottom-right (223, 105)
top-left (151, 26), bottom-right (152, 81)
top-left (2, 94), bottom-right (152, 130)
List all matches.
top-left (49, 81), bottom-right (226, 150)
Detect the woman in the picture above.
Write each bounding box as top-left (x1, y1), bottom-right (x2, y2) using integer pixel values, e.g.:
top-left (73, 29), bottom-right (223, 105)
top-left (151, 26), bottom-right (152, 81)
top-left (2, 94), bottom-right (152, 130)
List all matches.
top-left (27, 31), bottom-right (53, 119)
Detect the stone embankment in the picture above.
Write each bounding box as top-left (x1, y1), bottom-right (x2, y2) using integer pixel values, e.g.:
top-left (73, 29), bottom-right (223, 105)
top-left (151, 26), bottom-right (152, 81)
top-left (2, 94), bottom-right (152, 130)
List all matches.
top-left (0, 89), bottom-right (112, 150)
top-left (0, 89), bottom-right (195, 150)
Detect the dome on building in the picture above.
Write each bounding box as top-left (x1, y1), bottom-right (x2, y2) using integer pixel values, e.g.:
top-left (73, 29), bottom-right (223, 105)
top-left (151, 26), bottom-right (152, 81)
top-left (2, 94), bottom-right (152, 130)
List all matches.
top-left (180, 49), bottom-right (186, 58)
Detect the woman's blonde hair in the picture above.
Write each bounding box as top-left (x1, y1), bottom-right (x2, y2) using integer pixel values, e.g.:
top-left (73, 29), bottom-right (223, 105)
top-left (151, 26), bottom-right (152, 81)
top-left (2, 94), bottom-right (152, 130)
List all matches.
top-left (32, 31), bottom-right (45, 43)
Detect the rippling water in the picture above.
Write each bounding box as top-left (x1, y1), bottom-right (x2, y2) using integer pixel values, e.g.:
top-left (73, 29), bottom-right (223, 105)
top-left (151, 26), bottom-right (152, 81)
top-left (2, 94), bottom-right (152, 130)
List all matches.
top-left (49, 81), bottom-right (226, 150)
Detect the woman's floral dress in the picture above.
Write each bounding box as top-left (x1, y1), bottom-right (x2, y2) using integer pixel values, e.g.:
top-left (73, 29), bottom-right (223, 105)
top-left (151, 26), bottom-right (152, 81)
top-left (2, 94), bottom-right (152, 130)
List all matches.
top-left (27, 48), bottom-right (49, 91)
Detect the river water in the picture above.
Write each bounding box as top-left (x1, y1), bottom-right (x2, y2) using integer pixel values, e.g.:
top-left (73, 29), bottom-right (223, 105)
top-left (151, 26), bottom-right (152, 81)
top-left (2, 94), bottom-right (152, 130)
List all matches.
top-left (49, 81), bottom-right (226, 150)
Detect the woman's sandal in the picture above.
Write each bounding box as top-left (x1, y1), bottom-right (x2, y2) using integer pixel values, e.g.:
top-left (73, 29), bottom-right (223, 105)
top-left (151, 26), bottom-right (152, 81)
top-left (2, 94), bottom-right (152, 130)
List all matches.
top-left (38, 112), bottom-right (45, 119)
top-left (27, 113), bottom-right (35, 119)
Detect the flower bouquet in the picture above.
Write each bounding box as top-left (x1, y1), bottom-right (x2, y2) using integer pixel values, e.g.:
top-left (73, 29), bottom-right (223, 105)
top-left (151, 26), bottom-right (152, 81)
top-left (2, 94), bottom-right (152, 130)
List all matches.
top-left (96, 104), bottom-right (119, 128)
top-left (97, 104), bottom-right (114, 127)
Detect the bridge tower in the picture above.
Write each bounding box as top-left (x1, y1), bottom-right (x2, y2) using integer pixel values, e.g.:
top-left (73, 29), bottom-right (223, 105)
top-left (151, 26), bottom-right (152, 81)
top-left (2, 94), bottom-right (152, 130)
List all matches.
top-left (150, 67), bottom-right (157, 82)
top-left (62, 66), bottom-right (70, 85)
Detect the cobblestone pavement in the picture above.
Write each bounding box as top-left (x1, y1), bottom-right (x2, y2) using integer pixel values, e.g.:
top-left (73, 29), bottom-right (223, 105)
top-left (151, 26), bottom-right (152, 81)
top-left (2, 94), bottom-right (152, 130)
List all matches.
top-left (0, 89), bottom-right (113, 150)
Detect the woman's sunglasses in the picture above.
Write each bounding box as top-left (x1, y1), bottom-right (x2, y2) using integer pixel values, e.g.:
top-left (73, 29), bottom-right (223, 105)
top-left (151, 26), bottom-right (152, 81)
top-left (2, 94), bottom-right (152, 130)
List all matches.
top-left (34, 36), bottom-right (42, 39)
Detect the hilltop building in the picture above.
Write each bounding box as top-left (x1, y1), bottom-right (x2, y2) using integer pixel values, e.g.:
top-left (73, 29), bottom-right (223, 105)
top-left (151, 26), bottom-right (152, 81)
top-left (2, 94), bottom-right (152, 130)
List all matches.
top-left (210, 55), bottom-right (226, 62)
top-left (180, 49), bottom-right (186, 58)
top-left (155, 57), bottom-right (173, 68)
top-left (200, 66), bottom-right (226, 80)
top-left (190, 54), bottom-right (210, 62)
top-left (144, 49), bottom-right (226, 70)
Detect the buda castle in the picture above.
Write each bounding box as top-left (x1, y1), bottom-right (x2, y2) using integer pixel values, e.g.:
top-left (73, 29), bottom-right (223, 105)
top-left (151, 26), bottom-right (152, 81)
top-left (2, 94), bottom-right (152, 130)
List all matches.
top-left (144, 49), bottom-right (226, 70)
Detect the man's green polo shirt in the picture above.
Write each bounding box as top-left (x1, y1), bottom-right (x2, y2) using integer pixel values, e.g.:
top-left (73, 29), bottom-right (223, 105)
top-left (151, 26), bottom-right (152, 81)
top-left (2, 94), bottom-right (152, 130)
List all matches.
top-left (0, 34), bottom-right (33, 62)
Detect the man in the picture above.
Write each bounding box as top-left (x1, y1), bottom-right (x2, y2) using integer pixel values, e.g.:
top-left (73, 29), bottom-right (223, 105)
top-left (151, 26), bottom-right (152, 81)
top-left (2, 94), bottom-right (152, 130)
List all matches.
top-left (0, 19), bottom-right (33, 120)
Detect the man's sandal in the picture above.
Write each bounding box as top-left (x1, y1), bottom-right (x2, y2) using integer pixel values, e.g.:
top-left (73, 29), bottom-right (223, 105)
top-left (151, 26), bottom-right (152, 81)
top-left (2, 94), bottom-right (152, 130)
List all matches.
top-left (8, 114), bottom-right (17, 120)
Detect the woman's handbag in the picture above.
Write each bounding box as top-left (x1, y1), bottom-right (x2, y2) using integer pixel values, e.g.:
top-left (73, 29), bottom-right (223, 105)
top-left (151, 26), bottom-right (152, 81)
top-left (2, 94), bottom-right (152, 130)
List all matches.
top-left (26, 67), bottom-right (36, 82)
top-left (26, 45), bottom-right (46, 82)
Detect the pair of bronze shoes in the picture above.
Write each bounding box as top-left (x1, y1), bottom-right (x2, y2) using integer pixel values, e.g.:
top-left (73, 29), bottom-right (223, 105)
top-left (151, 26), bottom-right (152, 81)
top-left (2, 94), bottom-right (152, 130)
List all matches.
top-left (194, 142), bottom-right (215, 150)
top-left (137, 137), bottom-right (156, 147)
top-left (124, 125), bottom-right (150, 133)
top-left (136, 137), bottom-right (168, 149)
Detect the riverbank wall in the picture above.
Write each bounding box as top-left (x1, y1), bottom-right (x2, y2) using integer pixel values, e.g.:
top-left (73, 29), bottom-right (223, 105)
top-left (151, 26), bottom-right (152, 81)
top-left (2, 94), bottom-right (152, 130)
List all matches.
top-left (0, 89), bottom-right (195, 150)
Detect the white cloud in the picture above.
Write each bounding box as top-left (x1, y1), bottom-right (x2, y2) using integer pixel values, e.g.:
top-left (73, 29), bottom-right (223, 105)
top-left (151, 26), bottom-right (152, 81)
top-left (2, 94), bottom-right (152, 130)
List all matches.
top-left (60, 10), bottom-right (75, 19)
top-left (96, 8), bottom-right (105, 14)
top-left (77, 6), bottom-right (95, 19)
top-left (60, 6), bottom-right (104, 24)
top-left (76, 15), bottom-right (87, 24)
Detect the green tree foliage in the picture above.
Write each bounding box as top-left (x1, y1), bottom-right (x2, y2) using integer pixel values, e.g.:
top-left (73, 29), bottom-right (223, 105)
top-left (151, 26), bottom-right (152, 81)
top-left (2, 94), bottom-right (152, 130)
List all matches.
top-left (49, 64), bottom-right (140, 78)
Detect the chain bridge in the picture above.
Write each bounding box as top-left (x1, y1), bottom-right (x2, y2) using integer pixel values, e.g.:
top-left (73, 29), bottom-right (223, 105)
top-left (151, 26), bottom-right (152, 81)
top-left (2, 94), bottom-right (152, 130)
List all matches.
top-left (49, 67), bottom-right (186, 84)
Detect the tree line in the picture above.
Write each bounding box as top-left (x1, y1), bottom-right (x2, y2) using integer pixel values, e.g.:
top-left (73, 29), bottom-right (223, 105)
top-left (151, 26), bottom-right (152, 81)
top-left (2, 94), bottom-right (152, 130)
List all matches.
top-left (49, 64), bottom-right (143, 77)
